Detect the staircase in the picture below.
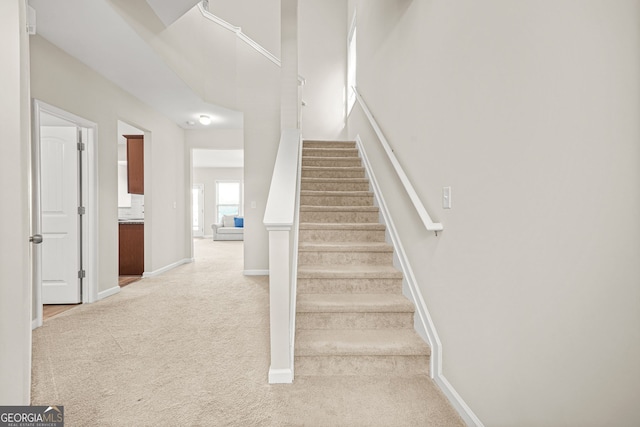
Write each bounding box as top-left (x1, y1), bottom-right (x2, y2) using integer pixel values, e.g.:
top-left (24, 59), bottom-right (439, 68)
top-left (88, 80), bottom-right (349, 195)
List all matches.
top-left (295, 140), bottom-right (430, 377)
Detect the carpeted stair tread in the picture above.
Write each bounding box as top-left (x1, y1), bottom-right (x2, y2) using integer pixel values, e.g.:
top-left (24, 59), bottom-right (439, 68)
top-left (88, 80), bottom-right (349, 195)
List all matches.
top-left (302, 148), bottom-right (359, 157)
top-left (299, 242), bottom-right (393, 252)
top-left (302, 166), bottom-right (364, 171)
top-left (301, 178), bottom-right (369, 183)
top-left (297, 294), bottom-right (415, 313)
top-left (301, 190), bottom-right (373, 197)
top-left (300, 205), bottom-right (379, 212)
top-left (303, 140), bottom-right (356, 148)
top-left (296, 329), bottom-right (430, 357)
top-left (302, 156), bottom-right (361, 162)
top-left (298, 264), bottom-right (403, 279)
top-left (299, 223), bottom-right (386, 231)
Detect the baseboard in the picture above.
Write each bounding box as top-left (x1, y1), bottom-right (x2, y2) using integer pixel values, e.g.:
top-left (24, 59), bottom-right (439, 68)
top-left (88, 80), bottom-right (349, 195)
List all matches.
top-left (243, 269), bottom-right (269, 276)
top-left (98, 285), bottom-right (121, 300)
top-left (268, 367), bottom-right (293, 384)
top-left (143, 258), bottom-right (192, 278)
top-left (435, 375), bottom-right (484, 427)
top-left (31, 317), bottom-right (41, 330)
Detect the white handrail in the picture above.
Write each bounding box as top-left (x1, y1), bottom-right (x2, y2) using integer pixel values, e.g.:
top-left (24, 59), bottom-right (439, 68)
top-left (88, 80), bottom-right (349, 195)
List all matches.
top-left (197, 3), bottom-right (306, 85)
top-left (353, 86), bottom-right (443, 235)
top-left (264, 129), bottom-right (301, 228)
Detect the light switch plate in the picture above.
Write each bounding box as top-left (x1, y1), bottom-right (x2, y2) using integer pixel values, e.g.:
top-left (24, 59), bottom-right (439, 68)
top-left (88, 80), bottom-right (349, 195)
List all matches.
top-left (443, 187), bottom-right (451, 209)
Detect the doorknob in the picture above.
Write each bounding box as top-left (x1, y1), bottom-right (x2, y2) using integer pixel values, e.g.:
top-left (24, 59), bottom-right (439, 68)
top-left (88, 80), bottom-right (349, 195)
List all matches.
top-left (29, 234), bottom-right (43, 244)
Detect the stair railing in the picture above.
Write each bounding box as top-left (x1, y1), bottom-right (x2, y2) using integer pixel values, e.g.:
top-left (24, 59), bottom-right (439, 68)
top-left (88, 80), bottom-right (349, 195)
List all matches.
top-left (263, 129), bottom-right (302, 384)
top-left (197, 3), bottom-right (306, 86)
top-left (352, 86), bottom-right (443, 235)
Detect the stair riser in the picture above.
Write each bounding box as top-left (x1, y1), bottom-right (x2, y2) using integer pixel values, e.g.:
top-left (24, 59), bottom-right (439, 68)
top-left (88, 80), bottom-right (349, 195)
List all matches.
top-left (295, 355), bottom-right (430, 377)
top-left (299, 229), bottom-right (386, 243)
top-left (302, 149), bottom-right (359, 158)
top-left (297, 278), bottom-right (403, 294)
top-left (296, 312), bottom-right (414, 330)
top-left (300, 211), bottom-right (379, 223)
top-left (301, 182), bottom-right (370, 191)
top-left (302, 158), bottom-right (362, 167)
top-left (303, 141), bottom-right (356, 149)
top-left (300, 195), bottom-right (373, 207)
top-left (301, 169), bottom-right (365, 179)
top-left (299, 250), bottom-right (393, 266)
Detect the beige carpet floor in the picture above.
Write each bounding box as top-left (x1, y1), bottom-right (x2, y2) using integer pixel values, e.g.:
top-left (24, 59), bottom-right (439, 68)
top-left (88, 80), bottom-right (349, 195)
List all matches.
top-left (31, 239), bottom-right (464, 426)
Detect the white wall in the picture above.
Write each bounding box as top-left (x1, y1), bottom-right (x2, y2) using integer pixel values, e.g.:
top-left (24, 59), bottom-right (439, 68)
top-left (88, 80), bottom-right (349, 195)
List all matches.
top-left (347, 1), bottom-right (640, 425)
top-left (0, 0), bottom-right (32, 404)
top-left (299, 0), bottom-right (348, 140)
top-left (208, 0), bottom-right (281, 59)
top-left (193, 167), bottom-right (244, 235)
top-left (30, 35), bottom-right (189, 289)
top-left (236, 40), bottom-right (281, 273)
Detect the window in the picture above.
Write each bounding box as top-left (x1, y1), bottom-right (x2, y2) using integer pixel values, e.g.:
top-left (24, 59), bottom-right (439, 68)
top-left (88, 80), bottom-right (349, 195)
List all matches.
top-left (216, 181), bottom-right (243, 222)
top-left (347, 15), bottom-right (357, 114)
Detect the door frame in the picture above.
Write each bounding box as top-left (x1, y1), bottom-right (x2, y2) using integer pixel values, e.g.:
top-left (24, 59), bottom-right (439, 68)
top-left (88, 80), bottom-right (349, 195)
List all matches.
top-left (32, 100), bottom-right (99, 329)
top-left (192, 183), bottom-right (205, 237)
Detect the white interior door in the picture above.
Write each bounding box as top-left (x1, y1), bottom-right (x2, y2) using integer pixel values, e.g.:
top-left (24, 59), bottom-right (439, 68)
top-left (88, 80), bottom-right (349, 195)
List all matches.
top-left (192, 184), bottom-right (204, 237)
top-left (40, 124), bottom-right (81, 304)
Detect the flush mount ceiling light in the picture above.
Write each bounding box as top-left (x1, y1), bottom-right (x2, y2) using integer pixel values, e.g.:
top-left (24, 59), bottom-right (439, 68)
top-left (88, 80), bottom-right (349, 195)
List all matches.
top-left (199, 115), bottom-right (212, 125)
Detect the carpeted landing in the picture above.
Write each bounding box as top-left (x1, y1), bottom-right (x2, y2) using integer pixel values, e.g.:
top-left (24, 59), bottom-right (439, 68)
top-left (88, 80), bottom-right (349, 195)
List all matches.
top-left (31, 239), bottom-right (464, 426)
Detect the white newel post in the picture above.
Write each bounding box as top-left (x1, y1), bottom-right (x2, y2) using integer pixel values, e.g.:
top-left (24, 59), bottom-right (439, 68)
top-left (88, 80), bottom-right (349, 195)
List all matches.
top-left (264, 130), bottom-right (300, 384)
top-left (267, 227), bottom-right (292, 383)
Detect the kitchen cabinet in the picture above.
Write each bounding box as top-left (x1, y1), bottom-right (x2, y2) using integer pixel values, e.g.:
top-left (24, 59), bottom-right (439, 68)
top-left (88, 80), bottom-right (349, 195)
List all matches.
top-left (119, 223), bottom-right (144, 275)
top-left (125, 135), bottom-right (144, 194)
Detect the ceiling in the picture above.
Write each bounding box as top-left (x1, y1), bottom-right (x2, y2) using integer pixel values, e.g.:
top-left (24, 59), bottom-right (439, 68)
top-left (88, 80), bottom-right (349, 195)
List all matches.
top-left (28, 0), bottom-right (243, 130)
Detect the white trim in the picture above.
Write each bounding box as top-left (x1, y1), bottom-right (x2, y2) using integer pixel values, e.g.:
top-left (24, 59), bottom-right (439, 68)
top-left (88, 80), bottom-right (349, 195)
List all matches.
top-left (31, 318), bottom-right (41, 331)
top-left (142, 258), bottom-right (192, 278)
top-left (97, 285), bottom-right (121, 300)
top-left (32, 100), bottom-right (99, 330)
top-left (243, 270), bottom-right (269, 276)
top-left (192, 183), bottom-right (205, 237)
top-left (435, 376), bottom-right (485, 427)
top-left (357, 135), bottom-right (481, 426)
top-left (268, 368), bottom-right (293, 384)
top-left (288, 135), bottom-right (304, 381)
top-left (353, 87), bottom-right (442, 233)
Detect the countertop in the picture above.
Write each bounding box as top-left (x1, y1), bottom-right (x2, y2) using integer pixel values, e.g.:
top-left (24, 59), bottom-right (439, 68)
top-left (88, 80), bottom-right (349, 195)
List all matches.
top-left (119, 219), bottom-right (144, 225)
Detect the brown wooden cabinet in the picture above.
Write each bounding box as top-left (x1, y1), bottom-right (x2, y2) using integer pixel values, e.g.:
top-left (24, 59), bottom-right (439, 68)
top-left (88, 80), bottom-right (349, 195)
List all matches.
top-left (124, 135), bottom-right (144, 194)
top-left (119, 223), bottom-right (144, 275)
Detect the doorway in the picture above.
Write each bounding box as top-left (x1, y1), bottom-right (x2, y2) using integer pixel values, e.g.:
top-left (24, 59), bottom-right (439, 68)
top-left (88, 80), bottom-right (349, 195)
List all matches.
top-left (32, 100), bottom-right (98, 328)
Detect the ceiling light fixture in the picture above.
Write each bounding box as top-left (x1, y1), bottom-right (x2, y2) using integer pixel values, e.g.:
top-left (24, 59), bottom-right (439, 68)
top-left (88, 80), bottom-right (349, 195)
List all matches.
top-left (199, 115), bottom-right (212, 125)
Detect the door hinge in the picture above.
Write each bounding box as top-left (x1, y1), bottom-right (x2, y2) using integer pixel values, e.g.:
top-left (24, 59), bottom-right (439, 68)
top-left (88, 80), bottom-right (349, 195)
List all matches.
top-left (78, 206), bottom-right (86, 215)
top-left (77, 142), bottom-right (86, 151)
top-left (78, 270), bottom-right (86, 279)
